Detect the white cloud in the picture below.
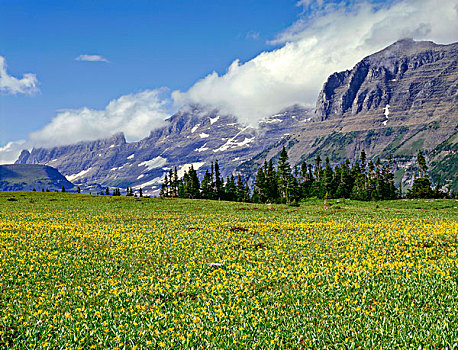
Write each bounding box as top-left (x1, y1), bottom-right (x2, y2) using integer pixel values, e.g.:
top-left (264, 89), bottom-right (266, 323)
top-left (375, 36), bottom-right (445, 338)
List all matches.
top-left (0, 56), bottom-right (39, 95)
top-left (0, 140), bottom-right (26, 164)
top-left (75, 54), bottom-right (110, 63)
top-left (27, 89), bottom-right (171, 148)
top-left (0, 89), bottom-right (171, 163)
top-left (173, 0), bottom-right (458, 125)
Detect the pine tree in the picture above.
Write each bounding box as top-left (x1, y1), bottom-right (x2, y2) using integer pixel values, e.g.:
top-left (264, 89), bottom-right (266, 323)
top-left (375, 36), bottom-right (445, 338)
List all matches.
top-left (360, 150), bottom-right (367, 171)
top-left (277, 147), bottom-right (293, 203)
top-left (407, 151), bottom-right (434, 198)
top-left (254, 164), bottom-right (267, 203)
top-left (265, 159), bottom-right (278, 202)
top-left (236, 175), bottom-right (246, 202)
top-left (224, 175), bottom-right (237, 201)
top-left (323, 157), bottom-right (334, 196)
top-left (434, 174), bottom-right (443, 198)
top-left (77, 186), bottom-right (81, 194)
top-left (61, 186), bottom-right (65, 193)
top-left (314, 155), bottom-right (322, 181)
top-left (200, 170), bottom-right (213, 199)
top-left (139, 188), bottom-right (143, 197)
top-left (184, 166), bottom-right (200, 199)
top-left (214, 160), bottom-right (223, 200)
top-left (407, 178), bottom-right (434, 198)
top-left (243, 183), bottom-right (251, 202)
top-left (417, 150), bottom-right (428, 177)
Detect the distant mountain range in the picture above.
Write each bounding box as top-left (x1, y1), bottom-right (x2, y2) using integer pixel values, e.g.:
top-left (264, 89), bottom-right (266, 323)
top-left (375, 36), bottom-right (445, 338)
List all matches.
top-left (14, 39), bottom-right (458, 194)
top-left (0, 164), bottom-right (74, 191)
top-left (16, 104), bottom-right (312, 193)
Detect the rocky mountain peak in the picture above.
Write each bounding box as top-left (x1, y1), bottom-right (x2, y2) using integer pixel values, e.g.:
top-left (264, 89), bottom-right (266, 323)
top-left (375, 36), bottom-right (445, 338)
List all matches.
top-left (244, 40), bottom-right (457, 192)
top-left (315, 39), bottom-right (457, 122)
top-left (15, 102), bottom-right (312, 194)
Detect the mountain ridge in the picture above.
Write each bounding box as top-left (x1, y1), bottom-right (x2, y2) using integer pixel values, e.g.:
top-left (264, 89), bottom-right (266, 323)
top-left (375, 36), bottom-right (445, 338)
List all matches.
top-left (16, 104), bottom-right (313, 193)
top-left (239, 39), bottom-right (458, 192)
top-left (15, 39), bottom-right (458, 193)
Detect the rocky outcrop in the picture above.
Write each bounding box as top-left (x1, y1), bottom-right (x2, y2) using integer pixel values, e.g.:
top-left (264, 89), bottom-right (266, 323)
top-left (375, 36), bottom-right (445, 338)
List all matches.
top-left (315, 39), bottom-right (457, 123)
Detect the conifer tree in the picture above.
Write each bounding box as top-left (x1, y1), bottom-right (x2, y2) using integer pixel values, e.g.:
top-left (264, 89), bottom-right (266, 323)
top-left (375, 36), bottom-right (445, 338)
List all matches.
top-left (360, 150), bottom-right (367, 171)
top-left (277, 147), bottom-right (293, 203)
top-left (200, 170), bottom-right (213, 199)
top-left (314, 155), bottom-right (322, 181)
top-left (183, 166), bottom-right (200, 199)
top-left (214, 160), bottom-right (223, 199)
top-left (224, 175), bottom-right (237, 201)
top-left (417, 150), bottom-right (428, 177)
top-left (265, 159), bottom-right (278, 202)
top-left (236, 175), bottom-right (247, 202)
top-left (254, 163), bottom-right (267, 203)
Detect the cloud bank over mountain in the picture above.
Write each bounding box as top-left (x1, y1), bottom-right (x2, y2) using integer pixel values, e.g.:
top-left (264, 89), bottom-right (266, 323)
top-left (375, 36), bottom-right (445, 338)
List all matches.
top-left (1, 0), bottom-right (457, 163)
top-left (0, 89), bottom-right (170, 163)
top-left (174, 0), bottom-right (458, 125)
top-left (28, 89), bottom-right (170, 147)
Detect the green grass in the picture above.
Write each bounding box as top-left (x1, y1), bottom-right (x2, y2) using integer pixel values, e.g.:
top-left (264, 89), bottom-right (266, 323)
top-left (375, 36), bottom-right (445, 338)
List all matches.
top-left (0, 192), bottom-right (457, 349)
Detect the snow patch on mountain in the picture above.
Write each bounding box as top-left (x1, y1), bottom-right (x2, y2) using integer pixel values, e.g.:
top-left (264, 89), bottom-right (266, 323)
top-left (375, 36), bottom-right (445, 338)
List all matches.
top-left (191, 125), bottom-right (199, 133)
top-left (138, 177), bottom-right (164, 189)
top-left (195, 143), bottom-right (209, 152)
top-left (138, 156), bottom-right (167, 171)
top-left (383, 104), bottom-right (390, 125)
top-left (199, 133), bottom-right (209, 138)
top-left (67, 168), bottom-right (92, 182)
top-left (127, 154), bottom-right (135, 160)
top-left (210, 116), bottom-right (220, 125)
top-left (263, 118), bottom-right (282, 124)
top-left (214, 135), bottom-right (255, 153)
top-left (177, 162), bottom-right (205, 178)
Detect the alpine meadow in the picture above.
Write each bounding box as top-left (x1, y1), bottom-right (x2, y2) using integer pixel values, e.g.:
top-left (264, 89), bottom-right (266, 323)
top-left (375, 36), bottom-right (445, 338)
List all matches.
top-left (0, 193), bottom-right (457, 348)
top-left (1, 0), bottom-right (458, 349)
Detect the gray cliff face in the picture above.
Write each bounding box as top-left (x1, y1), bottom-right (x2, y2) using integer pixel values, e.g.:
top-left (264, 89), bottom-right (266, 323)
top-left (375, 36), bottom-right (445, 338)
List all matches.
top-left (16, 104), bottom-right (312, 194)
top-left (240, 39), bottom-right (458, 192)
top-left (315, 39), bottom-right (457, 122)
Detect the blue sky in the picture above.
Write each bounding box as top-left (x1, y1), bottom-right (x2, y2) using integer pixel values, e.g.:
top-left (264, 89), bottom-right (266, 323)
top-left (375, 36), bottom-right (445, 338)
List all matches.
top-left (0, 0), bottom-right (300, 143)
top-left (1, 0), bottom-right (457, 162)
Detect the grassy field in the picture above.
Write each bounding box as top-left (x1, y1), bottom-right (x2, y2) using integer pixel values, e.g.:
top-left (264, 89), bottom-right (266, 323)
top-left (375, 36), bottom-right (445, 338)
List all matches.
top-left (0, 192), bottom-right (457, 349)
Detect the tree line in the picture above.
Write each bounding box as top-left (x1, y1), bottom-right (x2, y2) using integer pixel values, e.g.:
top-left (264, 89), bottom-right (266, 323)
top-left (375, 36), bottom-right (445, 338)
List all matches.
top-left (160, 147), bottom-right (449, 203)
top-left (160, 161), bottom-right (250, 202)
